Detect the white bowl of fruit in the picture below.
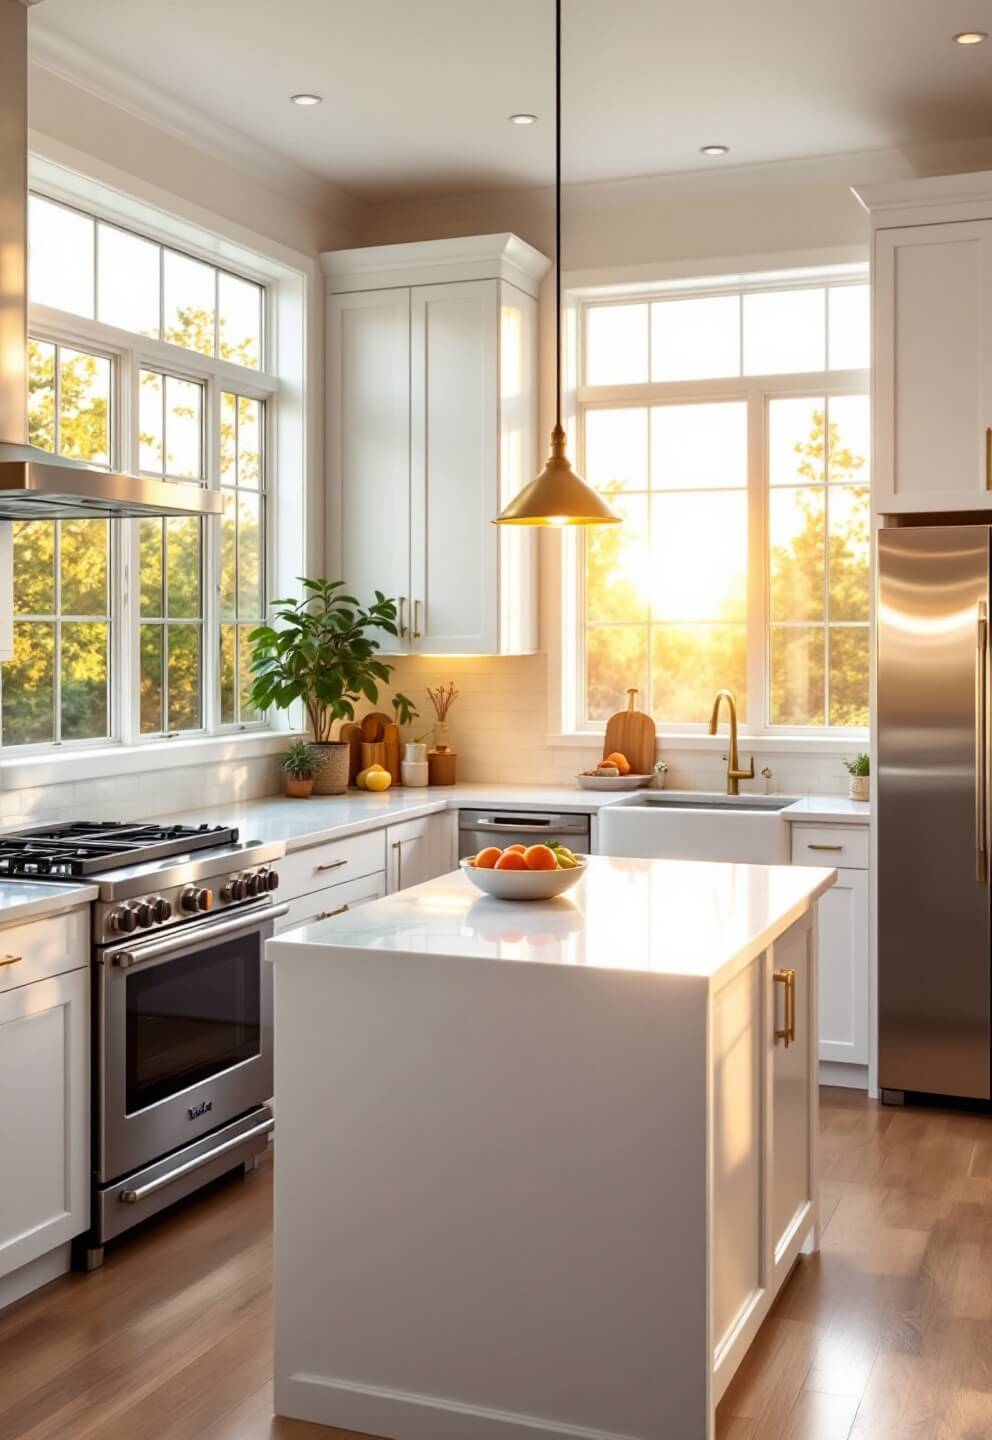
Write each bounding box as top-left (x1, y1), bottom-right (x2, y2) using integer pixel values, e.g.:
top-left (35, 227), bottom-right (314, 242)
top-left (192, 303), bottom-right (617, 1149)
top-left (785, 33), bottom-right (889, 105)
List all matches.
top-left (461, 842), bottom-right (586, 901)
top-left (576, 751), bottom-right (653, 791)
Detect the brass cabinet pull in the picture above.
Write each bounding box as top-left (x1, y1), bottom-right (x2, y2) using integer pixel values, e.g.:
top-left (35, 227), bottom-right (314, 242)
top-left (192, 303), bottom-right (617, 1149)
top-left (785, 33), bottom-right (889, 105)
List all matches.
top-left (315, 859), bottom-right (347, 873)
top-left (412, 599), bottom-right (422, 641)
top-left (392, 838), bottom-right (403, 891)
top-left (317, 903), bottom-right (349, 920)
top-left (773, 968), bottom-right (797, 1048)
top-left (806, 843), bottom-right (843, 852)
top-left (0, 954), bottom-right (22, 967)
top-left (398, 595), bottom-right (408, 639)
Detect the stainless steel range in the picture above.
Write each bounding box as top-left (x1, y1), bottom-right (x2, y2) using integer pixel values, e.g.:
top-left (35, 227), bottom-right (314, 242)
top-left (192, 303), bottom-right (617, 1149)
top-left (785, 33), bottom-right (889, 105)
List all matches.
top-left (0, 820), bottom-right (286, 1268)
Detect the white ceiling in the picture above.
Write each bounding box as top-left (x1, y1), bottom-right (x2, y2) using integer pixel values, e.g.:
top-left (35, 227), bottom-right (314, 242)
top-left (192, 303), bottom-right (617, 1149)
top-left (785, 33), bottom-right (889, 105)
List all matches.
top-left (29, 0), bottom-right (992, 203)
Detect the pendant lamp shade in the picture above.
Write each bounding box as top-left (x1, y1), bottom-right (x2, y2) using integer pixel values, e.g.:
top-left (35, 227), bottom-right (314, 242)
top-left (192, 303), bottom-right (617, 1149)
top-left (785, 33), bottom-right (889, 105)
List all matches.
top-left (494, 1), bottom-right (620, 528)
top-left (495, 425), bottom-right (620, 525)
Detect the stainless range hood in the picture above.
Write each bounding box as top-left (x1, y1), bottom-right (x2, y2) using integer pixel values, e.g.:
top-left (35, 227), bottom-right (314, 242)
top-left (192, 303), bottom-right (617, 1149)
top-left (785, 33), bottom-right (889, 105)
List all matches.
top-left (0, 1), bottom-right (222, 520)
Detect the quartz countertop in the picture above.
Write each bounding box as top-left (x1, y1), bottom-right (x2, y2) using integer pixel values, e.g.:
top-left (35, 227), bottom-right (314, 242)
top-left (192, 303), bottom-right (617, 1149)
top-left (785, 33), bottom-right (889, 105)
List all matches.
top-left (0, 879), bottom-right (99, 926)
top-left (155, 783), bottom-right (869, 853)
top-left (271, 854), bottom-right (836, 981)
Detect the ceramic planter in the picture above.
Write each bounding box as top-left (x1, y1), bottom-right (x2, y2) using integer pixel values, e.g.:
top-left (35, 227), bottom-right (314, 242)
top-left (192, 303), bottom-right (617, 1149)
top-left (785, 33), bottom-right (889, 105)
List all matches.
top-left (285, 776), bottom-right (314, 799)
top-left (311, 741), bottom-right (350, 796)
top-left (848, 775), bottom-right (869, 801)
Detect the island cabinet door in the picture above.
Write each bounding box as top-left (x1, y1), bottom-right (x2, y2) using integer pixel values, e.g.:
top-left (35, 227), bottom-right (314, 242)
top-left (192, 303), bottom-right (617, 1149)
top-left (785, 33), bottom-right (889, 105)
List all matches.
top-left (768, 910), bottom-right (818, 1288)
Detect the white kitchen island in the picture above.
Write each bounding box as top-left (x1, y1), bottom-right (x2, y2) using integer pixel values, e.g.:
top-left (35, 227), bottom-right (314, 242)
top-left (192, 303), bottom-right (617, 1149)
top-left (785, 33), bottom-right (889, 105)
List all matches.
top-left (270, 855), bottom-right (835, 1440)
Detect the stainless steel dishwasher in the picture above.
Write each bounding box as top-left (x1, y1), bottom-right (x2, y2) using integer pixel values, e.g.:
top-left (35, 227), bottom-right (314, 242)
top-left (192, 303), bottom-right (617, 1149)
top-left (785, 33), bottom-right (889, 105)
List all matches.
top-left (458, 809), bottom-right (590, 858)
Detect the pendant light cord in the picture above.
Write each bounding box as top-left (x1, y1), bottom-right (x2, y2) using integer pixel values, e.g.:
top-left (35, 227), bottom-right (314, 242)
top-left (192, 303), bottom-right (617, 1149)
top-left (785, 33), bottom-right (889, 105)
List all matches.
top-left (555, 0), bottom-right (562, 433)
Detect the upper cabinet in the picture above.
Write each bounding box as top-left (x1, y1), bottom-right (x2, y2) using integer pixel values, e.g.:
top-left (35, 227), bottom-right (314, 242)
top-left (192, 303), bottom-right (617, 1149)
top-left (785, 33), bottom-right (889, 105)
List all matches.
top-left (322, 234), bottom-right (551, 655)
top-left (856, 173), bottom-right (992, 515)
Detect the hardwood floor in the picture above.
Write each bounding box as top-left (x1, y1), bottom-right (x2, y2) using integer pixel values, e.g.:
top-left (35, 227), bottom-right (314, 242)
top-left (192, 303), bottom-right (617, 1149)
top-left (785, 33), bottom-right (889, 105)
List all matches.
top-left (1, 1088), bottom-right (990, 1439)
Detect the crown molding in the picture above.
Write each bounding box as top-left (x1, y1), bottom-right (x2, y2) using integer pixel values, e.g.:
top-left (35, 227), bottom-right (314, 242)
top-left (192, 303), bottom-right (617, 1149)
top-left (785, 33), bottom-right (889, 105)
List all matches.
top-left (28, 25), bottom-right (364, 231)
top-left (321, 232), bottom-right (552, 297)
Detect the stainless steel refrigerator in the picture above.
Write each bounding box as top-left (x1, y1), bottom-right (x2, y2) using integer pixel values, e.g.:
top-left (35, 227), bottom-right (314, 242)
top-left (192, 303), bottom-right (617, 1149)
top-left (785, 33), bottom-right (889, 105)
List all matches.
top-left (878, 525), bottom-right (992, 1103)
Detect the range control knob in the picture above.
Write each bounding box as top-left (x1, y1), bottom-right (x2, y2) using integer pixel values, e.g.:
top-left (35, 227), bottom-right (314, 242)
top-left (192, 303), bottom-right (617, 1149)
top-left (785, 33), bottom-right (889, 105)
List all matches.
top-left (221, 876), bottom-right (248, 903)
top-left (151, 897), bottom-right (173, 924)
top-left (109, 906), bottom-right (138, 934)
top-left (245, 872), bottom-right (262, 898)
top-left (264, 868), bottom-right (279, 892)
top-left (131, 900), bottom-right (153, 928)
top-left (180, 886), bottom-right (214, 914)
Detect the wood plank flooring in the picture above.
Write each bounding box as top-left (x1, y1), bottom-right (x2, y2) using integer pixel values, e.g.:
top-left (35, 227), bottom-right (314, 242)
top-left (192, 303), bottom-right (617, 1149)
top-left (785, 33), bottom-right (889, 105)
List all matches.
top-left (1, 1088), bottom-right (990, 1439)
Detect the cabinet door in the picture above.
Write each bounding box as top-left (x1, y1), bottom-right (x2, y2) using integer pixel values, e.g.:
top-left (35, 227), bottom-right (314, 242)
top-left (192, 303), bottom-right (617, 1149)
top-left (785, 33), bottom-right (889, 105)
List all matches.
top-left (387, 812), bottom-right (457, 893)
top-left (0, 969), bottom-right (89, 1280)
top-left (328, 290), bottom-right (411, 647)
top-left (410, 280), bottom-right (499, 653)
top-left (875, 221), bottom-right (992, 512)
top-left (818, 868), bottom-right (869, 1066)
top-left (769, 915), bottom-right (816, 1286)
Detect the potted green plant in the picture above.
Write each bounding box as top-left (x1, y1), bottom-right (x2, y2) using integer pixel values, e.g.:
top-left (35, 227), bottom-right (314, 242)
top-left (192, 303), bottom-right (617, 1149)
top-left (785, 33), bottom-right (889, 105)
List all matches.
top-left (843, 752), bottom-right (869, 801)
top-left (249, 580), bottom-right (413, 796)
top-left (282, 740), bottom-right (318, 799)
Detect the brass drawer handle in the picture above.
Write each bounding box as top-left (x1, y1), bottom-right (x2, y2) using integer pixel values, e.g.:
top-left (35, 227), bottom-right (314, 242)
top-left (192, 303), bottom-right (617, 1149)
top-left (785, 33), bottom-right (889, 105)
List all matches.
top-left (774, 968), bottom-right (796, 1048)
top-left (398, 595), bottom-right (408, 639)
top-left (0, 954), bottom-right (22, 967)
top-left (806, 843), bottom-right (843, 852)
top-left (412, 599), bottom-right (422, 641)
top-left (316, 903), bottom-right (349, 920)
top-left (315, 859), bottom-right (347, 872)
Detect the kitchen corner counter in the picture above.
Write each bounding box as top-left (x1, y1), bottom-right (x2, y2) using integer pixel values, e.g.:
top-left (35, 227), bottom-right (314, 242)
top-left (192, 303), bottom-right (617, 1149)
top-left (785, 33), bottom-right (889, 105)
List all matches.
top-left (782, 795), bottom-right (871, 824)
top-left (0, 879), bottom-right (99, 926)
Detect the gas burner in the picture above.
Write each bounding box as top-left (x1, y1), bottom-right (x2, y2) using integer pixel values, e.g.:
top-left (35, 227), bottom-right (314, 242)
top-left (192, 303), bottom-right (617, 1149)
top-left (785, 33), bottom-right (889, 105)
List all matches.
top-left (0, 820), bottom-right (240, 879)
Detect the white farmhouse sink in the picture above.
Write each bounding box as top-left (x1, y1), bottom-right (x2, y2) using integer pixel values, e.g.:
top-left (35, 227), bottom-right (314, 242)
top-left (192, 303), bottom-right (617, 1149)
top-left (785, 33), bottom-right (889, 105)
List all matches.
top-left (598, 791), bottom-right (799, 865)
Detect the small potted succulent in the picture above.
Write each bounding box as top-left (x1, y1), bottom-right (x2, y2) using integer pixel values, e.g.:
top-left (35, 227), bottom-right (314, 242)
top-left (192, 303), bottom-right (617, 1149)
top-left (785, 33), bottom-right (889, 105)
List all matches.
top-left (844, 752), bottom-right (870, 801)
top-left (282, 740), bottom-right (318, 799)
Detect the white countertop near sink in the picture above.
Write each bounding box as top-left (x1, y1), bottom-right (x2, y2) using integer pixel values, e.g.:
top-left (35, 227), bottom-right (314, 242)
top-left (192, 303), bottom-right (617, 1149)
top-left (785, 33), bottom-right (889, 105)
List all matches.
top-left (273, 853), bottom-right (836, 982)
top-left (0, 879), bottom-right (99, 926)
top-left (153, 783), bottom-right (869, 853)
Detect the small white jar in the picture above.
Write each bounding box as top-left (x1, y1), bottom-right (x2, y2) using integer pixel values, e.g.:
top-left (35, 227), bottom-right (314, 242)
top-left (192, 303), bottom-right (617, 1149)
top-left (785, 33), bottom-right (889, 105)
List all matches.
top-left (404, 742), bottom-right (428, 764)
top-left (401, 760), bottom-right (429, 788)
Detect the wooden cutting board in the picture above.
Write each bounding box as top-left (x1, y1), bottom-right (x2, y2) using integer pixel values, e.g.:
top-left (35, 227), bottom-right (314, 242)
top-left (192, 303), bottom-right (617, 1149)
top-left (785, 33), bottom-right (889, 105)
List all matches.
top-left (383, 722), bottom-right (401, 784)
top-left (361, 711), bottom-right (390, 743)
top-left (339, 722), bottom-right (364, 786)
top-left (603, 688), bottom-right (656, 776)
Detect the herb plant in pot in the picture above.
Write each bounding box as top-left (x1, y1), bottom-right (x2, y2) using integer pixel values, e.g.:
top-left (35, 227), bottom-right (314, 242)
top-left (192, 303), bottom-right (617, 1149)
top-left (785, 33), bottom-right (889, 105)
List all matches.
top-left (249, 580), bottom-right (411, 796)
top-left (282, 740), bottom-right (318, 799)
top-left (844, 752), bottom-right (870, 801)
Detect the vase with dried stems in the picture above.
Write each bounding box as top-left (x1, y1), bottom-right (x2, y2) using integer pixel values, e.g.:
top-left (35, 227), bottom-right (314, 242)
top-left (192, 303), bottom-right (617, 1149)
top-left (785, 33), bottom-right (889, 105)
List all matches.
top-left (426, 681), bottom-right (459, 753)
top-left (247, 579), bottom-right (415, 796)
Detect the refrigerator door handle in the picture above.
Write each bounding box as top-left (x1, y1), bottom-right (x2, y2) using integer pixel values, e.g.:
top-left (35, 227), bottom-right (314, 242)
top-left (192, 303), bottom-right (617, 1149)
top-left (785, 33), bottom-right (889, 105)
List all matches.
top-left (977, 601), bottom-right (988, 884)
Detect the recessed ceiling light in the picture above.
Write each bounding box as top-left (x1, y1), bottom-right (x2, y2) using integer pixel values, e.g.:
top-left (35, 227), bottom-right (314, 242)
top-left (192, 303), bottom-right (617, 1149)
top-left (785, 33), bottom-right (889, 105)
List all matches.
top-left (290, 93), bottom-right (323, 106)
top-left (953, 30), bottom-right (987, 43)
top-left (700, 144), bottom-right (729, 156)
top-left (509, 113), bottom-right (539, 125)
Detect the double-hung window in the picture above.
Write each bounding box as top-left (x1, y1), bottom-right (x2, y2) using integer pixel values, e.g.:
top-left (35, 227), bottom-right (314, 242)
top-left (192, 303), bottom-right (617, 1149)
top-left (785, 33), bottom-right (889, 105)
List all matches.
top-left (575, 269), bottom-right (870, 737)
top-left (6, 191), bottom-right (280, 749)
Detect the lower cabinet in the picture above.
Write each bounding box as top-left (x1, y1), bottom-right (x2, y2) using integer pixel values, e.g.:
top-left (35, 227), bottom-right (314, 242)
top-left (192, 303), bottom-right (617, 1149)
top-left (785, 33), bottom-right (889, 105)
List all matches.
top-left (275, 871), bottom-right (386, 933)
top-left (0, 966), bottom-right (90, 1282)
top-left (386, 811), bottom-right (458, 893)
top-left (711, 907), bottom-right (818, 1401)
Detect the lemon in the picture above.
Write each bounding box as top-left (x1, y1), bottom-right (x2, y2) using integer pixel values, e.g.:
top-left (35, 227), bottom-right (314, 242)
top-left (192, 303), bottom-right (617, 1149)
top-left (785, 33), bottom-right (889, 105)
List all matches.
top-left (356, 763), bottom-right (386, 789)
top-left (364, 769), bottom-right (392, 792)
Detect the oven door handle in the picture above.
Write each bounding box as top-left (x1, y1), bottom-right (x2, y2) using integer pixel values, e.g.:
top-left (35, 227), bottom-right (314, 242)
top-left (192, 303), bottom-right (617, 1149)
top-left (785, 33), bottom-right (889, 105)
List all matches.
top-left (110, 902), bottom-right (289, 968)
top-left (120, 1116), bottom-right (275, 1204)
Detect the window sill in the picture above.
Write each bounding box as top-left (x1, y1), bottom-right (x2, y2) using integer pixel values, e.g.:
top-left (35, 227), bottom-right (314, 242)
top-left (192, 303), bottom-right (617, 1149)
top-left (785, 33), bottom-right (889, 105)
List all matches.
top-left (547, 731), bottom-right (868, 757)
top-left (0, 730), bottom-right (305, 793)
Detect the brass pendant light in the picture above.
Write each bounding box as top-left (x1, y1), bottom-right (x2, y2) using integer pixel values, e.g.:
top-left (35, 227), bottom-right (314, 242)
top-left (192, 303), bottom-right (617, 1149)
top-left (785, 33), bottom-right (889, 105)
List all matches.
top-left (494, 0), bottom-right (621, 527)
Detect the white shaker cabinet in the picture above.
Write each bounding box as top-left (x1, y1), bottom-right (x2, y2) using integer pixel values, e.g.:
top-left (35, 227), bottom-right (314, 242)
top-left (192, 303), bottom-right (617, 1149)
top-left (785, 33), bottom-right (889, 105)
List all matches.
top-left (386, 811), bottom-right (457, 894)
top-left (0, 963), bottom-right (89, 1285)
top-left (323, 235), bottom-right (550, 655)
top-left (856, 173), bottom-right (992, 514)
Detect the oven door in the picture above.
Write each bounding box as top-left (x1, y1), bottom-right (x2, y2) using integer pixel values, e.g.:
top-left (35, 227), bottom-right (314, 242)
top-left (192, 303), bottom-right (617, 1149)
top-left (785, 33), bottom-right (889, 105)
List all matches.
top-left (96, 900), bottom-right (286, 1183)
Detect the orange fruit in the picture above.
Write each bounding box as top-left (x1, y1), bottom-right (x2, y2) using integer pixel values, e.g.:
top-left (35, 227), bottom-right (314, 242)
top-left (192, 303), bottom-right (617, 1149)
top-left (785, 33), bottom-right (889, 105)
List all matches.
top-left (523, 844), bottom-right (558, 871)
top-left (474, 846), bottom-right (502, 869)
top-left (605, 751), bottom-right (631, 775)
top-left (505, 844), bottom-right (527, 854)
top-left (495, 850), bottom-right (527, 870)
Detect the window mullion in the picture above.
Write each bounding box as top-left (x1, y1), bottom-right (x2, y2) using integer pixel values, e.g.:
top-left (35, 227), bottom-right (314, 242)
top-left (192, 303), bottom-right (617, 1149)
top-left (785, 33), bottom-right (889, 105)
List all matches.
top-left (747, 389), bottom-right (766, 734)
